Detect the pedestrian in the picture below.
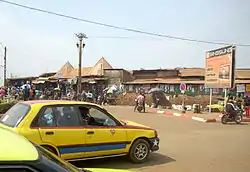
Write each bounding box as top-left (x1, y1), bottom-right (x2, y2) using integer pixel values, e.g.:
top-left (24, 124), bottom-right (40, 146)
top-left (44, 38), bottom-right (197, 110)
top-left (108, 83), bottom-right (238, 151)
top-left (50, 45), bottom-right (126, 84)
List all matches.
top-left (81, 90), bottom-right (86, 101)
top-left (244, 96), bottom-right (250, 117)
top-left (0, 87), bottom-right (5, 100)
top-left (23, 86), bottom-right (29, 101)
top-left (142, 93), bottom-right (146, 112)
top-left (86, 91), bottom-right (93, 102)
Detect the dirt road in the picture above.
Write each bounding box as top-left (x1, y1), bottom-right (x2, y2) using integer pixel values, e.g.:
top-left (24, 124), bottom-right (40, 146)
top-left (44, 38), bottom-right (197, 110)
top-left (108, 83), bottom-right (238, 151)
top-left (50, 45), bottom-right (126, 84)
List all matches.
top-left (74, 106), bottom-right (250, 172)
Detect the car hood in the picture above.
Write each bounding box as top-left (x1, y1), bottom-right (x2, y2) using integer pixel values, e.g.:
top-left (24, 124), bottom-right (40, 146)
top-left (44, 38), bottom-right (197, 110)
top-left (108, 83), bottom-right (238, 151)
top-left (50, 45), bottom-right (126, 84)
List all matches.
top-left (122, 120), bottom-right (152, 129)
top-left (85, 168), bottom-right (133, 172)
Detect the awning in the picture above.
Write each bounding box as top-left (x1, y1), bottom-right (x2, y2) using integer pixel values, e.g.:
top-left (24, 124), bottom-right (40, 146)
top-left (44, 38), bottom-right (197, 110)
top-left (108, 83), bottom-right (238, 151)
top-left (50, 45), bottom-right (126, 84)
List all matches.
top-left (81, 78), bottom-right (108, 83)
top-left (34, 80), bottom-right (45, 84)
top-left (123, 79), bottom-right (250, 85)
top-left (123, 79), bottom-right (205, 85)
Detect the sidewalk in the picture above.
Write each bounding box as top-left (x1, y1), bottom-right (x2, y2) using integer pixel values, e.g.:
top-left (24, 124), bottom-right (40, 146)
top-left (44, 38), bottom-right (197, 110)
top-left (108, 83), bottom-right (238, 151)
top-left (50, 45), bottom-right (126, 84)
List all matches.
top-left (165, 108), bottom-right (220, 119)
top-left (147, 107), bottom-right (250, 123)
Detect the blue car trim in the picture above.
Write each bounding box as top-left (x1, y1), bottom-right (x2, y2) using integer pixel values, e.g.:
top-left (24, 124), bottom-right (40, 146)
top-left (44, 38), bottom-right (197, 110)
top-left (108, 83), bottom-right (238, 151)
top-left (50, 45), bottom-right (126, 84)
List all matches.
top-left (59, 143), bottom-right (127, 154)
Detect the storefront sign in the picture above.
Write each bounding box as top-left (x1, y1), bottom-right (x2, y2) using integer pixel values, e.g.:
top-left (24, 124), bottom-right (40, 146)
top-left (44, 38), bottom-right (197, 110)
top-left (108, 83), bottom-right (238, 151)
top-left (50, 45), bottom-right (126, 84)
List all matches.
top-left (128, 85), bottom-right (133, 92)
top-left (164, 84), bottom-right (170, 92)
top-left (212, 88), bottom-right (220, 94)
top-left (58, 73), bottom-right (62, 79)
top-left (169, 85), bottom-right (174, 92)
top-left (205, 45), bottom-right (236, 88)
top-left (237, 84), bottom-right (245, 93)
top-left (246, 84), bottom-right (250, 93)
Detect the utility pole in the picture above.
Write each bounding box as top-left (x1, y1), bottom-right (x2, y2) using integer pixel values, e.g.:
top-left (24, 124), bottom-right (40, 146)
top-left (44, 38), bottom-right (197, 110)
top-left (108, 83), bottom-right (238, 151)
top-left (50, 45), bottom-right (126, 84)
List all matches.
top-left (75, 33), bottom-right (87, 94)
top-left (4, 46), bottom-right (6, 86)
top-left (0, 43), bottom-right (6, 86)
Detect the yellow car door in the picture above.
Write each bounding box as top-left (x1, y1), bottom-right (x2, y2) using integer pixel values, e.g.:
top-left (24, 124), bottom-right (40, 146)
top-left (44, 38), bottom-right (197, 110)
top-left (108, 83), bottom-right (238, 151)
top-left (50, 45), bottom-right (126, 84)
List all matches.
top-left (77, 105), bottom-right (127, 158)
top-left (36, 105), bottom-right (87, 160)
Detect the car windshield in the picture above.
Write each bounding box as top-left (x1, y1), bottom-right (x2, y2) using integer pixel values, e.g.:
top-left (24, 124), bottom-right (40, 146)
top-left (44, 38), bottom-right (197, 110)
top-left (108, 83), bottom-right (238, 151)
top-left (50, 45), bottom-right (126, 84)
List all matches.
top-left (35, 144), bottom-right (90, 172)
top-left (0, 103), bottom-right (30, 127)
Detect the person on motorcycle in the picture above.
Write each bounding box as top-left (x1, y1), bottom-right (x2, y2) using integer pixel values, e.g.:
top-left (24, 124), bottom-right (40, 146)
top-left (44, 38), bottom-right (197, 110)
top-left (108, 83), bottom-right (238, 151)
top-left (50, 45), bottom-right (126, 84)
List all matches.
top-left (225, 97), bottom-right (239, 118)
top-left (134, 93), bottom-right (145, 112)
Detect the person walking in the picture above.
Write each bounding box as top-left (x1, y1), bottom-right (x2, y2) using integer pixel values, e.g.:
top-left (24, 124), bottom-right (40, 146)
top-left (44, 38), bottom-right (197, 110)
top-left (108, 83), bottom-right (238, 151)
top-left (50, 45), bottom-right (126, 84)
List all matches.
top-left (23, 86), bottom-right (29, 101)
top-left (244, 96), bottom-right (250, 117)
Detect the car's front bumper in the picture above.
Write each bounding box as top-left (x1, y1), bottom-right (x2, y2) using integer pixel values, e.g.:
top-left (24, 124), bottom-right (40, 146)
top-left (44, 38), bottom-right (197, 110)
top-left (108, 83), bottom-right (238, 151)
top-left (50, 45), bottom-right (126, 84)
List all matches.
top-left (149, 137), bottom-right (159, 151)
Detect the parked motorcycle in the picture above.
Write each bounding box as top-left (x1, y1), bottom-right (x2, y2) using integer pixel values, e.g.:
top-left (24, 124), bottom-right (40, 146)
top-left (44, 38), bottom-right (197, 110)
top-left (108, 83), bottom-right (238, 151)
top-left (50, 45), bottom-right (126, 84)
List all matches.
top-left (221, 110), bottom-right (243, 124)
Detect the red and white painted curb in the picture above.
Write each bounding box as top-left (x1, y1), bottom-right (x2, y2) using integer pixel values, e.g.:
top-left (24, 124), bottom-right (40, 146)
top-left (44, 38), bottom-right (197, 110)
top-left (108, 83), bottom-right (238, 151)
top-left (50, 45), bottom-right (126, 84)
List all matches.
top-left (148, 109), bottom-right (250, 123)
top-left (148, 109), bottom-right (221, 123)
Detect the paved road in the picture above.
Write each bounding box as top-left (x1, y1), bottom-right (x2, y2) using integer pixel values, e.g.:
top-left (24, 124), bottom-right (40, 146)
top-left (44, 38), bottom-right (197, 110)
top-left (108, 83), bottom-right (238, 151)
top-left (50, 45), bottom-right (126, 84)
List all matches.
top-left (73, 106), bottom-right (250, 172)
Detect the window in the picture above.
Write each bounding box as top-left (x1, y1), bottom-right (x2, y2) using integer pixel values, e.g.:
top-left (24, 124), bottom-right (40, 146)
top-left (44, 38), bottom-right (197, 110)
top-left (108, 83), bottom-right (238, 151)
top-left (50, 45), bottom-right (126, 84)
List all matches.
top-left (85, 107), bottom-right (117, 126)
top-left (56, 106), bottom-right (81, 127)
top-left (0, 103), bottom-right (30, 127)
top-left (38, 107), bottom-right (57, 127)
top-left (38, 106), bottom-right (81, 127)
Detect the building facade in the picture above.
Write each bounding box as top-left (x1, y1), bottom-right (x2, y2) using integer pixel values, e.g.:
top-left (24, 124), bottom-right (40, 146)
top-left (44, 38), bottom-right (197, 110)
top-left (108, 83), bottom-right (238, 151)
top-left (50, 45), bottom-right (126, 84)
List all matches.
top-left (123, 68), bottom-right (250, 97)
top-left (6, 56), bottom-right (250, 97)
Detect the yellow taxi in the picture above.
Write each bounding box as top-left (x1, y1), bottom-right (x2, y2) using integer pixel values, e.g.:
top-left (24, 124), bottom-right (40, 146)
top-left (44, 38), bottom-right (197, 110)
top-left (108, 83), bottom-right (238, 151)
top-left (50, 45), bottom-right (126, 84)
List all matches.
top-left (0, 127), bottom-right (132, 172)
top-left (0, 100), bottom-right (159, 163)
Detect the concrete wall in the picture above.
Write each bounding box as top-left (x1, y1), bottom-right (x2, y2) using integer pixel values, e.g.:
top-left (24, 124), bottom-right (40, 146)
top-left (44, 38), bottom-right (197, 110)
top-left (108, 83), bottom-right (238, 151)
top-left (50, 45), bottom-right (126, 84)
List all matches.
top-left (133, 70), bottom-right (179, 79)
top-left (104, 69), bottom-right (133, 86)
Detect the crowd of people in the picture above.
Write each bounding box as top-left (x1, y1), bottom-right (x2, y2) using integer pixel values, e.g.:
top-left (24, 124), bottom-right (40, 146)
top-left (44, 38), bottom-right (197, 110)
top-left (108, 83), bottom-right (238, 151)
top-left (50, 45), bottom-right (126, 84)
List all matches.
top-left (0, 85), bottom-right (36, 101)
top-left (2, 83), bottom-right (250, 119)
top-left (0, 83), bottom-right (115, 106)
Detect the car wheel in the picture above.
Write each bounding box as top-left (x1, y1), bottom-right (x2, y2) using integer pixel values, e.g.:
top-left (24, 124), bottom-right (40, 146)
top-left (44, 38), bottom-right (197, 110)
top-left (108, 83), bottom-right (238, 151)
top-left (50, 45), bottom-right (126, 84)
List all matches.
top-left (129, 139), bottom-right (150, 164)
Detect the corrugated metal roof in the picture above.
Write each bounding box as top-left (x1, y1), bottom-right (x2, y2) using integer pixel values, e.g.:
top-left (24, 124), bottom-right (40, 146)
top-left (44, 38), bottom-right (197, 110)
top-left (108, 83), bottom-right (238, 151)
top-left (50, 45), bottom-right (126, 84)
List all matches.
top-left (178, 68), bottom-right (205, 77)
top-left (124, 78), bottom-right (204, 84)
top-left (124, 78), bottom-right (250, 85)
top-left (235, 69), bottom-right (250, 79)
top-left (178, 68), bottom-right (250, 79)
top-left (53, 61), bottom-right (75, 79)
top-left (52, 57), bottom-right (113, 79)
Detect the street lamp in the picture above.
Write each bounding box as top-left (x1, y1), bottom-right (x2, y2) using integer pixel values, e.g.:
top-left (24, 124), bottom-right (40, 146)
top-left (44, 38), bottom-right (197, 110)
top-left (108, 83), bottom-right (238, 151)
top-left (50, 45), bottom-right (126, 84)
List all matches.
top-left (0, 43), bottom-right (7, 87)
top-left (75, 33), bottom-right (87, 94)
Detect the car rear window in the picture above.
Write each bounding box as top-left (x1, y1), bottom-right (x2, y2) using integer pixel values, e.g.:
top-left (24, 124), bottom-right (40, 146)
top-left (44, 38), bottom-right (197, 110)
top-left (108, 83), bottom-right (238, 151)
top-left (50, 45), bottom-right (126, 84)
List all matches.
top-left (0, 103), bottom-right (31, 127)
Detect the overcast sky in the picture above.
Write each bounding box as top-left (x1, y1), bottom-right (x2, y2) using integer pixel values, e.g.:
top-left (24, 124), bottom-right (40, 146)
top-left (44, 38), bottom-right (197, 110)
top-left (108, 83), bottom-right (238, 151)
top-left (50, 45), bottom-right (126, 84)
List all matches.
top-left (0, 0), bottom-right (250, 78)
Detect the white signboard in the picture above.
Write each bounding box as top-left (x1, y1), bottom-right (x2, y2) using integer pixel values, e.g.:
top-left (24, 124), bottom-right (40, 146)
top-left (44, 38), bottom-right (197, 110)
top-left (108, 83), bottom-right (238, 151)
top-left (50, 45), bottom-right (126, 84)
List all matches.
top-left (237, 84), bottom-right (245, 93)
top-left (58, 73), bottom-right (62, 79)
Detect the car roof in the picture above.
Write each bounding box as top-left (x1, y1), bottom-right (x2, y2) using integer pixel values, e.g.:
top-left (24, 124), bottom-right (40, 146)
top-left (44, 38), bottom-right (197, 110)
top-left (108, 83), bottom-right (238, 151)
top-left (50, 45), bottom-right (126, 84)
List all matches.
top-left (21, 100), bottom-right (94, 106)
top-left (0, 127), bottom-right (39, 161)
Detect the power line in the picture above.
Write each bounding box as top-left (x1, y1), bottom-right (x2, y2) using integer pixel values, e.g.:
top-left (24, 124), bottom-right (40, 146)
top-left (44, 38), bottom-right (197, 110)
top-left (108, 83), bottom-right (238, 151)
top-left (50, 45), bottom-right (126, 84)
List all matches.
top-left (88, 36), bottom-right (163, 40)
top-left (1, 0), bottom-right (250, 47)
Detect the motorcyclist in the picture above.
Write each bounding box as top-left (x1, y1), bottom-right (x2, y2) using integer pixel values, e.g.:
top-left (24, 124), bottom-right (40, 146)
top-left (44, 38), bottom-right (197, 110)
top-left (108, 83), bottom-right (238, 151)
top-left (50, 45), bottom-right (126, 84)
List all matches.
top-left (134, 93), bottom-right (145, 112)
top-left (225, 97), bottom-right (239, 118)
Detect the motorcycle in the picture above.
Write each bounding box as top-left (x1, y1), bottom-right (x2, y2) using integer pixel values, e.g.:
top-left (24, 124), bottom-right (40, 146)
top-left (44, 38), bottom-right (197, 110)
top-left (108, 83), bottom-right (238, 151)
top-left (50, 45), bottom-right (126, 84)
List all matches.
top-left (137, 102), bottom-right (144, 113)
top-left (221, 110), bottom-right (243, 124)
